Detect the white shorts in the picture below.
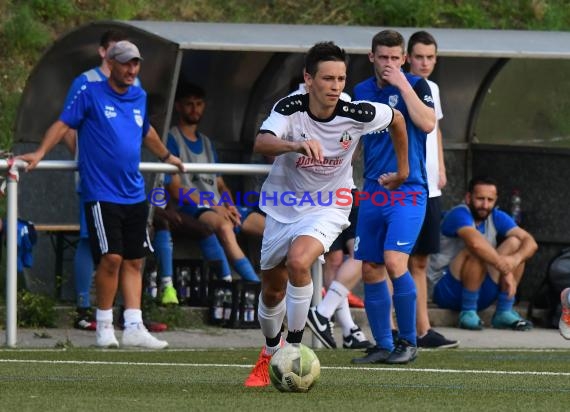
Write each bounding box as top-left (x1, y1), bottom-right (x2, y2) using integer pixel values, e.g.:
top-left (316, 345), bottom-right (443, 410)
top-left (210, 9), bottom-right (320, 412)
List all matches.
top-left (260, 208), bottom-right (350, 270)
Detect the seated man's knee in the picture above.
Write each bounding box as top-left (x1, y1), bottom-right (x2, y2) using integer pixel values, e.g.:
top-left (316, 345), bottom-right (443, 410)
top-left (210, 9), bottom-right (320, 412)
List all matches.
top-left (152, 215), bottom-right (169, 232)
top-left (497, 236), bottom-right (521, 255)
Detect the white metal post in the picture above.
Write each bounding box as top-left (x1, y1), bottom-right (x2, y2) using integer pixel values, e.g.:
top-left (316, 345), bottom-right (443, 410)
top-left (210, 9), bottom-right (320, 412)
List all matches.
top-left (5, 161), bottom-right (19, 347)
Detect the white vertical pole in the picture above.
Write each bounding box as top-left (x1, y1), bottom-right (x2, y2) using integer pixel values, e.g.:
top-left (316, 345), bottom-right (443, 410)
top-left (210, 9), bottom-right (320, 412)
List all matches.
top-left (5, 163), bottom-right (19, 347)
top-left (310, 260), bottom-right (323, 349)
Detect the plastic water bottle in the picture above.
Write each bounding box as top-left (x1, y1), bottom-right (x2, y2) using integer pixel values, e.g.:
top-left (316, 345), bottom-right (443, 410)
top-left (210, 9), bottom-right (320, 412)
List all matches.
top-left (177, 267), bottom-right (190, 304)
top-left (510, 189), bottom-right (522, 225)
top-left (191, 265), bottom-right (201, 304)
top-left (147, 270), bottom-right (158, 299)
top-left (213, 288), bottom-right (225, 321)
top-left (244, 291), bottom-right (255, 322)
top-left (223, 288), bottom-right (233, 321)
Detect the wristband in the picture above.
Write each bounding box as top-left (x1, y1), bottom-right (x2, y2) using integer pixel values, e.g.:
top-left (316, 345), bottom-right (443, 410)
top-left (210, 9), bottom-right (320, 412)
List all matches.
top-left (160, 151), bottom-right (171, 162)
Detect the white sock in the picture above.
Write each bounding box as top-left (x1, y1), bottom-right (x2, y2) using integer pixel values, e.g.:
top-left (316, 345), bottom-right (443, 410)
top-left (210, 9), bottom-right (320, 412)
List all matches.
top-left (335, 297), bottom-right (357, 336)
top-left (286, 281), bottom-right (314, 332)
top-left (161, 276), bottom-right (173, 288)
top-left (96, 308), bottom-right (113, 326)
top-left (258, 294), bottom-right (286, 344)
top-left (317, 281), bottom-right (349, 319)
top-left (123, 308), bottom-right (143, 329)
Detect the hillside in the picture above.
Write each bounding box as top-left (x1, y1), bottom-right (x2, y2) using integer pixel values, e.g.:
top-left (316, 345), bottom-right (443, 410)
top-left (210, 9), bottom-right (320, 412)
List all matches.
top-left (1, 0), bottom-right (569, 151)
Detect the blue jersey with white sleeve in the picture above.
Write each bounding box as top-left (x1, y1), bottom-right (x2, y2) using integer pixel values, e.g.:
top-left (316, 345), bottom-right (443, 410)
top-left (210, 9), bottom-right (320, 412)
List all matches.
top-left (441, 206), bottom-right (517, 239)
top-left (354, 73), bottom-right (433, 187)
top-left (60, 81), bottom-right (150, 204)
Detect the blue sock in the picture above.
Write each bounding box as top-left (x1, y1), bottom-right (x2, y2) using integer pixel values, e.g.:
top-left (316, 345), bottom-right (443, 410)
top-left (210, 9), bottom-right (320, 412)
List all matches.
top-left (198, 234), bottom-right (232, 279)
top-left (462, 289), bottom-right (479, 312)
top-left (496, 291), bottom-right (514, 312)
top-left (364, 281), bottom-right (394, 351)
top-left (233, 257), bottom-right (260, 282)
top-left (74, 238), bottom-right (94, 308)
top-left (392, 272), bottom-right (417, 345)
top-left (153, 230), bottom-right (173, 279)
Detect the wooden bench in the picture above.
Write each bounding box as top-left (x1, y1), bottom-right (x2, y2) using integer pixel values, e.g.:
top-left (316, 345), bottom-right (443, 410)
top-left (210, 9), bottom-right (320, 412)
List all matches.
top-left (34, 224), bottom-right (80, 299)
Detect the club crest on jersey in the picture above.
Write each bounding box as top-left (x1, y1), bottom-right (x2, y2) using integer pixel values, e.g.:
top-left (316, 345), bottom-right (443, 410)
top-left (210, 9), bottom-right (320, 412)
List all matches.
top-left (133, 109), bottom-right (143, 127)
top-left (104, 106), bottom-right (117, 119)
top-left (388, 95), bottom-right (399, 107)
top-left (339, 131), bottom-right (352, 150)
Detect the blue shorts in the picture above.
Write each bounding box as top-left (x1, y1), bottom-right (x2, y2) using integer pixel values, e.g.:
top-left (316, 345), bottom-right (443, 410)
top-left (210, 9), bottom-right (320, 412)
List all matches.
top-left (433, 268), bottom-right (500, 311)
top-left (179, 204), bottom-right (255, 234)
top-left (354, 179), bottom-right (426, 263)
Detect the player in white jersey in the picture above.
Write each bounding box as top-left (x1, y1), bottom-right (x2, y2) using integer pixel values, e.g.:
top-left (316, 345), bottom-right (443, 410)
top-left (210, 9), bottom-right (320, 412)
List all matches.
top-left (244, 41), bottom-right (409, 387)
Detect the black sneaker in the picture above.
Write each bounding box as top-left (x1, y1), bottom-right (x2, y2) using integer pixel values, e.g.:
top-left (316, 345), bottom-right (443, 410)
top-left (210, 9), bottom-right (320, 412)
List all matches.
top-left (417, 329), bottom-right (459, 349)
top-left (306, 307), bottom-right (337, 349)
top-left (74, 308), bottom-right (96, 331)
top-left (343, 326), bottom-right (374, 349)
top-left (351, 346), bottom-right (391, 364)
top-left (385, 338), bottom-right (417, 364)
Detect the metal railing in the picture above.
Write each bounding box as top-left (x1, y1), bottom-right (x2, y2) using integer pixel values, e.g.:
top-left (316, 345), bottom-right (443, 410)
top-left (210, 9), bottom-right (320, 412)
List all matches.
top-left (1, 160), bottom-right (323, 348)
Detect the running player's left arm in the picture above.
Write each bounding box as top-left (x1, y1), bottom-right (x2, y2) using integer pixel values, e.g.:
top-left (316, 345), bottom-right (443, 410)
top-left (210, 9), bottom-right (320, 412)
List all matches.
top-left (398, 77), bottom-right (436, 133)
top-left (144, 126), bottom-right (185, 172)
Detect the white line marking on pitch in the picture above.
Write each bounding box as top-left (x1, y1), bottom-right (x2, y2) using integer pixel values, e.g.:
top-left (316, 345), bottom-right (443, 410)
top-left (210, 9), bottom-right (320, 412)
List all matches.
top-left (0, 359), bottom-right (568, 377)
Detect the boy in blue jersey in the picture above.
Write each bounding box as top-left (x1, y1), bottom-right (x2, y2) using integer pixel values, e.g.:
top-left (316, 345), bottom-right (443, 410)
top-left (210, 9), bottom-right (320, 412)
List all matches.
top-left (352, 30), bottom-right (436, 364)
top-left (429, 176), bottom-right (537, 331)
top-left (19, 41), bottom-right (184, 349)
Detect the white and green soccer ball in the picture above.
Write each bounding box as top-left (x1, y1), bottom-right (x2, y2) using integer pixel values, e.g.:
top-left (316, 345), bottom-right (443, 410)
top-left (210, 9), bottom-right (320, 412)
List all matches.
top-left (268, 343), bottom-right (321, 392)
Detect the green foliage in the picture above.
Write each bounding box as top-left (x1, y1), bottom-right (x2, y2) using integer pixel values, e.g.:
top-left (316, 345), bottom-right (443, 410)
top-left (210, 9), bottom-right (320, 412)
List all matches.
top-left (141, 294), bottom-right (193, 328)
top-left (26, 0), bottom-right (76, 27)
top-left (17, 290), bottom-right (57, 327)
top-left (1, 5), bottom-right (52, 54)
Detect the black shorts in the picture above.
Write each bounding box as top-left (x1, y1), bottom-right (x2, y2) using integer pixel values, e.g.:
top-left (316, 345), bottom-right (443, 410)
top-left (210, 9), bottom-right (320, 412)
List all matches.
top-left (329, 199), bottom-right (358, 253)
top-left (412, 196), bottom-right (442, 255)
top-left (85, 200), bottom-right (151, 263)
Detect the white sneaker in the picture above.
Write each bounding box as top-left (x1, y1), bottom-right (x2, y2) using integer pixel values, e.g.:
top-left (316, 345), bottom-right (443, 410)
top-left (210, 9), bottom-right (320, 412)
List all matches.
top-left (559, 288), bottom-right (570, 340)
top-left (96, 321), bottom-right (119, 348)
top-left (122, 323), bottom-right (169, 349)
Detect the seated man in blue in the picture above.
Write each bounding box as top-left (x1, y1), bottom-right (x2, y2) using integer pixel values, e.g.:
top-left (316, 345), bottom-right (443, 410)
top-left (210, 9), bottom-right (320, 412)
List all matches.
top-left (429, 176), bottom-right (537, 331)
top-left (165, 81), bottom-right (263, 283)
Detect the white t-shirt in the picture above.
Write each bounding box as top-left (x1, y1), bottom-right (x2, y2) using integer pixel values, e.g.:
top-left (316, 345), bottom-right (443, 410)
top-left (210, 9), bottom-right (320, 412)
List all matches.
top-left (258, 94), bottom-right (393, 223)
top-left (425, 79), bottom-right (444, 198)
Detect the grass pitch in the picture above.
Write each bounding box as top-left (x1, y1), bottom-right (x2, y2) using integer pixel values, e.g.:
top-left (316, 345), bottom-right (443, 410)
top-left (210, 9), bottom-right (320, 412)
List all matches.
top-left (0, 348), bottom-right (568, 411)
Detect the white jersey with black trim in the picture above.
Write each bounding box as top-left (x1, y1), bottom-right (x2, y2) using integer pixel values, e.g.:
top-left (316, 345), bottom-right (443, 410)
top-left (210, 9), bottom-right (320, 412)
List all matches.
top-left (258, 94), bottom-right (393, 223)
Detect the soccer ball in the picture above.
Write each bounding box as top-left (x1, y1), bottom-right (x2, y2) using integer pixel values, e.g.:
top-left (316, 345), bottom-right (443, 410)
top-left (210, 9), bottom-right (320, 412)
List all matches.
top-left (268, 343), bottom-right (320, 392)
